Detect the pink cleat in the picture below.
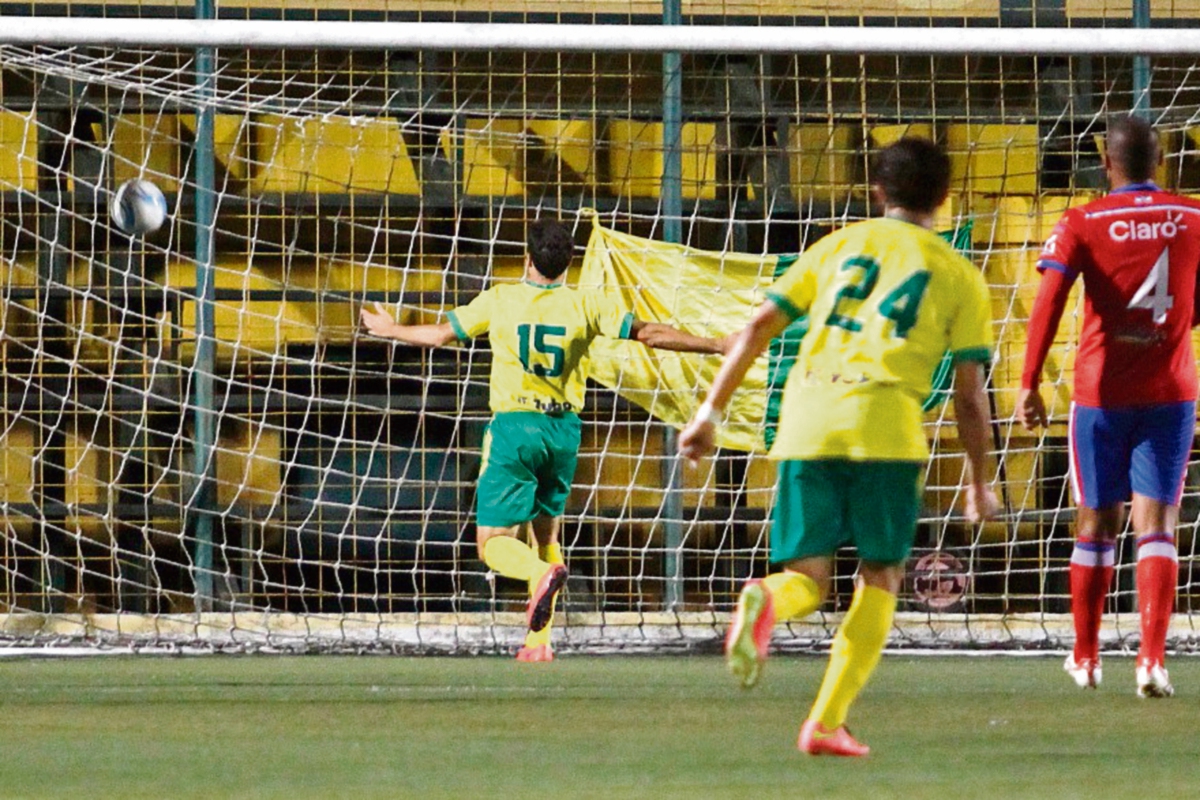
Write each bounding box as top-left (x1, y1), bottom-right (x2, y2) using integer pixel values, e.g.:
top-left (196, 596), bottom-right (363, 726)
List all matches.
top-left (516, 644), bottom-right (554, 663)
top-left (725, 580), bottom-right (776, 689)
top-left (527, 564), bottom-right (568, 633)
top-left (798, 719), bottom-right (870, 757)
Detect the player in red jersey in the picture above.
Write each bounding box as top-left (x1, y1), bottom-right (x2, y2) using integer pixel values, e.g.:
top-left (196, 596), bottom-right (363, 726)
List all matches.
top-left (1018, 116), bottom-right (1200, 698)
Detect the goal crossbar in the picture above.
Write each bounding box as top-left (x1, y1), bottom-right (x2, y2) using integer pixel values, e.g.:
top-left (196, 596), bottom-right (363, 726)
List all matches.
top-left (0, 19), bottom-right (1196, 56)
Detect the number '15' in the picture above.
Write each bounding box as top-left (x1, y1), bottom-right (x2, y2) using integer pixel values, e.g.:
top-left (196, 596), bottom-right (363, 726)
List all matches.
top-left (517, 324), bottom-right (566, 377)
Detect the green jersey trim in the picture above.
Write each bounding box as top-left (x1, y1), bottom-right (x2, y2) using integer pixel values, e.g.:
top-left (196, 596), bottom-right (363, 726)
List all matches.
top-left (951, 346), bottom-right (991, 364)
top-left (522, 279), bottom-right (564, 289)
top-left (766, 291), bottom-right (804, 322)
top-left (618, 312), bottom-right (635, 340)
top-left (447, 311), bottom-right (468, 341)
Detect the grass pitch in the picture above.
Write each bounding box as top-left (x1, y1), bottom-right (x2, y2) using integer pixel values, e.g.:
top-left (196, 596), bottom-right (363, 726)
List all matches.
top-left (0, 654), bottom-right (1194, 799)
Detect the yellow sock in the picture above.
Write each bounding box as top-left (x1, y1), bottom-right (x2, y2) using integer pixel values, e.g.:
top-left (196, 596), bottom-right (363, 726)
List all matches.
top-left (763, 571), bottom-right (822, 621)
top-left (539, 542), bottom-right (564, 567)
top-left (482, 536), bottom-right (547, 583)
top-left (525, 543), bottom-right (566, 647)
top-left (808, 585), bottom-right (897, 730)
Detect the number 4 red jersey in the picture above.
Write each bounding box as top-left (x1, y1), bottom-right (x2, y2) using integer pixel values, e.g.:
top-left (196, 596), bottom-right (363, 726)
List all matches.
top-left (1036, 183), bottom-right (1200, 407)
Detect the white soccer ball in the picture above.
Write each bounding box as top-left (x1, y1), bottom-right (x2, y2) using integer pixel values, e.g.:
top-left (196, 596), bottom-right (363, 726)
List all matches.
top-left (110, 179), bottom-right (168, 236)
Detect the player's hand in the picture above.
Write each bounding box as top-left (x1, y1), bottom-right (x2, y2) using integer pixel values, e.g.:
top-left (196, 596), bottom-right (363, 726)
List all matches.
top-left (964, 482), bottom-right (1000, 523)
top-left (678, 418), bottom-right (716, 466)
top-left (360, 302), bottom-right (398, 338)
top-left (1016, 388), bottom-right (1048, 430)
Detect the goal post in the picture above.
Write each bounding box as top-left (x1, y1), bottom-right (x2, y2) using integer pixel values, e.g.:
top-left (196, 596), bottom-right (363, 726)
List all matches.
top-left (0, 17), bottom-right (1198, 653)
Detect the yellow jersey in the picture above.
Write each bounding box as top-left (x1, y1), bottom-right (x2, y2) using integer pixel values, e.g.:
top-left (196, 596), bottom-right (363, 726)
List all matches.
top-left (448, 280), bottom-right (635, 414)
top-left (766, 217), bottom-right (993, 461)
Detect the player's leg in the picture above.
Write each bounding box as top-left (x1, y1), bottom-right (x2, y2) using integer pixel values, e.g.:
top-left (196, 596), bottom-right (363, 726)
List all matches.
top-left (474, 415), bottom-right (559, 616)
top-left (763, 563), bottom-right (829, 620)
top-left (1128, 400), bottom-right (1191, 698)
top-left (799, 460), bottom-right (920, 757)
top-left (518, 413), bottom-right (579, 638)
top-left (727, 460), bottom-right (843, 689)
top-left (518, 514), bottom-right (563, 662)
top-left (1130, 495), bottom-right (1178, 697)
top-left (800, 562), bottom-right (901, 757)
top-left (727, 557), bottom-right (830, 689)
top-left (477, 525), bottom-right (549, 584)
top-left (1065, 404), bottom-right (1129, 688)
top-left (1066, 506), bottom-right (1121, 688)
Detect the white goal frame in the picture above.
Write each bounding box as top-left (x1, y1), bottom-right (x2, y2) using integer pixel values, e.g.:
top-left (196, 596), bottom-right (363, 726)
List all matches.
top-left (0, 18), bottom-right (1197, 655)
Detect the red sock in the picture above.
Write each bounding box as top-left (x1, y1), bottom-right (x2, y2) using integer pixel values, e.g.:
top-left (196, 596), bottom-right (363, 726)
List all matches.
top-left (1136, 533), bottom-right (1178, 666)
top-left (1069, 539), bottom-right (1114, 663)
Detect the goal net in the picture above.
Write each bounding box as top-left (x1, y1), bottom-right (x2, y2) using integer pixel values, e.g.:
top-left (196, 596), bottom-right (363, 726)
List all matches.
top-left (1, 16), bottom-right (1199, 654)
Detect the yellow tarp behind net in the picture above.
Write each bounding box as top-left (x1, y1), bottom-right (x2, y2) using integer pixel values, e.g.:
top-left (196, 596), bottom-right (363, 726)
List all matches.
top-left (580, 217), bottom-right (777, 453)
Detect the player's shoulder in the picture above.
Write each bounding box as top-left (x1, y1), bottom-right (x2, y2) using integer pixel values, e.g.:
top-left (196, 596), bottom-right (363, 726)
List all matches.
top-left (481, 280), bottom-right (537, 308)
top-left (1077, 187), bottom-right (1200, 214)
top-left (819, 217), bottom-right (937, 256)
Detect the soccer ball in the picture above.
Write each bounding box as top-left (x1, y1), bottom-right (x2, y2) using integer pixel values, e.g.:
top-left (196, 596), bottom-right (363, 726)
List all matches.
top-left (110, 179), bottom-right (168, 236)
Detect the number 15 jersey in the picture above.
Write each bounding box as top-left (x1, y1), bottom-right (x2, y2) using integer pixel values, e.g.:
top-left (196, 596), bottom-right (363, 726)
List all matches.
top-left (448, 281), bottom-right (634, 414)
top-left (1037, 183), bottom-right (1200, 408)
top-left (767, 217), bottom-right (993, 462)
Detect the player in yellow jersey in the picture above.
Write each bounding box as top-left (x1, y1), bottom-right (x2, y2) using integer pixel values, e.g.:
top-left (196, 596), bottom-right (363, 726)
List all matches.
top-left (680, 138), bottom-right (999, 756)
top-left (362, 220), bottom-right (728, 662)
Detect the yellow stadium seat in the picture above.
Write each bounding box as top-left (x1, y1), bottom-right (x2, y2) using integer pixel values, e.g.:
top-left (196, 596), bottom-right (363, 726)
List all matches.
top-left (788, 124), bottom-right (861, 203)
top-left (178, 114), bottom-right (251, 180)
top-left (975, 196), bottom-right (1038, 245)
top-left (0, 110), bottom-right (37, 191)
top-left (1036, 192), bottom-right (1100, 241)
top-left (165, 259), bottom-right (319, 355)
top-left (217, 422), bottom-right (283, 508)
top-left (451, 118), bottom-right (597, 197)
top-left (109, 114), bottom-right (183, 191)
top-left (253, 115), bottom-right (421, 194)
top-left (946, 124), bottom-right (1039, 194)
top-left (0, 421), bottom-right (34, 505)
top-left (607, 120), bottom-right (718, 199)
top-left (869, 123), bottom-right (933, 149)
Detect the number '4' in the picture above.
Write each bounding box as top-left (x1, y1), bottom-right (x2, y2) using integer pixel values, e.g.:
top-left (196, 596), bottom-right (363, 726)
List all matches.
top-left (879, 271), bottom-right (932, 338)
top-left (1128, 246), bottom-right (1173, 324)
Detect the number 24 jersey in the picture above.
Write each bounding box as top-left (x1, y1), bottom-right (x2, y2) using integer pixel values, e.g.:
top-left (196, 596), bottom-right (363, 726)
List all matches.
top-left (1037, 184), bottom-right (1200, 408)
top-left (766, 217), bottom-right (994, 462)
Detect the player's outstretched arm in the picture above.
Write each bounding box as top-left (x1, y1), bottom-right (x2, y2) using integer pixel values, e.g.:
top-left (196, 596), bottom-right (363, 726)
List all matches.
top-left (678, 302), bottom-right (790, 464)
top-left (952, 359), bottom-right (1000, 523)
top-left (360, 303), bottom-right (457, 348)
top-left (629, 320), bottom-right (732, 355)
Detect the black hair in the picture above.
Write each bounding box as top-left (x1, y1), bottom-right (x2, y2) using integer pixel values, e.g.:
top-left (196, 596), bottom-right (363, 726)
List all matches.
top-left (527, 219), bottom-right (574, 280)
top-left (871, 137), bottom-right (951, 215)
top-left (1106, 115), bottom-right (1159, 183)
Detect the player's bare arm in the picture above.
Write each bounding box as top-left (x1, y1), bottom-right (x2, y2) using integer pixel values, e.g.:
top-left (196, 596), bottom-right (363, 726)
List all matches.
top-left (628, 319), bottom-right (733, 355)
top-left (678, 301), bottom-right (791, 463)
top-left (1018, 267), bottom-right (1073, 430)
top-left (360, 303), bottom-right (457, 348)
top-left (953, 360), bottom-right (1001, 522)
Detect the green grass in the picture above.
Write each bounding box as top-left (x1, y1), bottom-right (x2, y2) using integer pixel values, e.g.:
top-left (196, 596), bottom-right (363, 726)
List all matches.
top-left (0, 654), bottom-right (1194, 799)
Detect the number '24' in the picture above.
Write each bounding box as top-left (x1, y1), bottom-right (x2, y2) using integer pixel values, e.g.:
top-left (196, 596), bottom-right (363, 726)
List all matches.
top-left (825, 255), bottom-right (931, 338)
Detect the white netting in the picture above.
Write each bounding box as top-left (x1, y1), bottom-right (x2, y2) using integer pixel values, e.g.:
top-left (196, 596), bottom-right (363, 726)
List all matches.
top-left (1, 33), bottom-right (1200, 653)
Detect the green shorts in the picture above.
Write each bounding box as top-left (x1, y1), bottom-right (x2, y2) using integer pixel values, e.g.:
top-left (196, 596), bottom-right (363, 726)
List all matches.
top-left (772, 459), bottom-right (924, 565)
top-left (476, 412), bottom-right (582, 528)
